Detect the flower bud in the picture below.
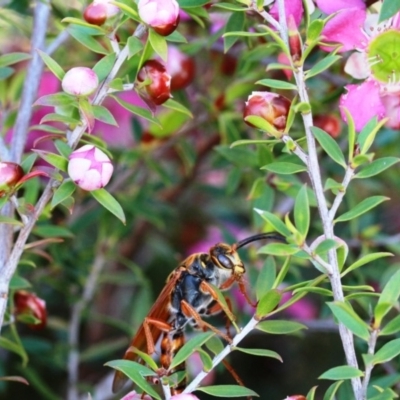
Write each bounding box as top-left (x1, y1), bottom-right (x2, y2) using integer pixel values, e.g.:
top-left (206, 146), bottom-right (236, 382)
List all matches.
top-left (288, 15), bottom-right (302, 64)
top-left (138, 0), bottom-right (180, 36)
top-left (284, 396), bottom-right (306, 400)
top-left (0, 162), bottom-right (24, 196)
top-left (314, 114), bottom-right (341, 138)
top-left (166, 46), bottom-right (196, 91)
top-left (120, 390), bottom-right (152, 400)
top-left (83, 3), bottom-right (107, 26)
top-left (68, 144), bottom-right (113, 191)
top-left (93, 0), bottom-right (120, 17)
top-left (170, 394), bottom-right (200, 400)
top-left (14, 290), bottom-right (47, 330)
top-left (62, 67), bottom-right (99, 97)
top-left (243, 92), bottom-right (291, 131)
top-left (137, 60), bottom-right (172, 106)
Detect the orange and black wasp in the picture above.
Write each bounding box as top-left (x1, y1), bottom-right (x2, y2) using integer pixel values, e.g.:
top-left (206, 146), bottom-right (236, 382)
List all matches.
top-left (112, 232), bottom-right (284, 395)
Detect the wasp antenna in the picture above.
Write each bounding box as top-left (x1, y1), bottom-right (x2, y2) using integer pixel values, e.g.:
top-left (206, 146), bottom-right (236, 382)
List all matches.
top-left (234, 232), bottom-right (285, 249)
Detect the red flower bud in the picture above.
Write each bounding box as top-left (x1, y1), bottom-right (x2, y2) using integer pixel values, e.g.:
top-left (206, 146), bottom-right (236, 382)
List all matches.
top-left (0, 162), bottom-right (24, 196)
top-left (83, 3), bottom-right (107, 26)
top-left (314, 114), bottom-right (341, 138)
top-left (137, 60), bottom-right (172, 106)
top-left (244, 91), bottom-right (291, 131)
top-left (14, 290), bottom-right (47, 330)
top-left (166, 46), bottom-right (196, 91)
top-left (288, 15), bottom-right (302, 64)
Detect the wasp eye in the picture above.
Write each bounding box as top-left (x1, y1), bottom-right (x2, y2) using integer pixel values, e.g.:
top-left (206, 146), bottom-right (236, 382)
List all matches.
top-left (217, 254), bottom-right (232, 269)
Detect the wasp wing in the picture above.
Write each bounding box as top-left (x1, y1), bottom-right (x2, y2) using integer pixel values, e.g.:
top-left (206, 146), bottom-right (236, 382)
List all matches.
top-left (112, 267), bottom-right (184, 393)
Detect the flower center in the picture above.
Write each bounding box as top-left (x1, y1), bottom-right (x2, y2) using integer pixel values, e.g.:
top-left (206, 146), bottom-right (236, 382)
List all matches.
top-left (368, 30), bottom-right (400, 84)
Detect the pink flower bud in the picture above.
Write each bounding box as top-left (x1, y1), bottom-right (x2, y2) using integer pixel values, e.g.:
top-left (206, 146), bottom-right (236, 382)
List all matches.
top-left (0, 162), bottom-right (24, 196)
top-left (166, 46), bottom-right (196, 91)
top-left (170, 394), bottom-right (199, 400)
top-left (138, 0), bottom-right (180, 36)
top-left (137, 59), bottom-right (172, 106)
top-left (68, 145), bottom-right (113, 191)
top-left (84, 3), bottom-right (107, 26)
top-left (14, 290), bottom-right (47, 330)
top-left (62, 67), bottom-right (99, 97)
top-left (120, 391), bottom-right (152, 400)
top-left (244, 92), bottom-right (291, 131)
top-left (93, 0), bottom-right (120, 17)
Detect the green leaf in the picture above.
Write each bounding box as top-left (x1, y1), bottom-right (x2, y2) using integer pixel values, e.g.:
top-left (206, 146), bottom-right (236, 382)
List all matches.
top-left (162, 99), bottom-right (193, 118)
top-left (314, 239), bottom-right (338, 255)
top-left (224, 12), bottom-right (245, 53)
top-left (93, 53), bottom-right (116, 82)
top-left (319, 365), bottom-right (363, 380)
top-left (105, 360), bottom-right (161, 400)
top-left (306, 19), bottom-right (324, 43)
top-left (294, 185), bottom-right (309, 237)
top-left (258, 243), bottom-right (299, 256)
top-left (343, 252), bottom-right (392, 277)
top-left (234, 347), bottom-right (282, 362)
top-left (256, 289), bottom-right (282, 319)
top-left (112, 1), bottom-right (140, 21)
top-left (91, 189), bottom-right (126, 224)
top-left (0, 52), bottom-right (31, 68)
top-left (149, 29), bottom-right (168, 61)
top-left (327, 302), bottom-right (369, 341)
top-left (178, 0), bottom-right (209, 7)
top-left (375, 269), bottom-right (400, 326)
top-left (305, 55), bottom-right (341, 79)
top-left (34, 92), bottom-right (74, 107)
top-left (254, 209), bottom-right (291, 236)
top-left (40, 113), bottom-right (80, 125)
top-left (0, 336), bottom-right (28, 366)
top-left (196, 385), bottom-right (259, 398)
top-left (170, 332), bottom-right (214, 370)
top-left (127, 36), bottom-right (144, 58)
top-left (51, 180), bottom-right (76, 209)
top-left (0, 66), bottom-right (14, 80)
top-left (61, 17), bottom-right (106, 33)
top-left (33, 225), bottom-right (73, 238)
top-left (67, 26), bottom-right (109, 55)
top-left (256, 320), bottom-right (307, 334)
top-left (341, 107), bottom-right (356, 162)
top-left (244, 115), bottom-right (280, 135)
top-left (354, 157), bottom-right (400, 179)
top-left (357, 117), bottom-right (386, 155)
top-left (10, 275), bottom-right (31, 289)
top-left (335, 196), bottom-right (389, 223)
top-left (380, 314), bottom-right (400, 336)
top-left (256, 257), bottom-right (276, 301)
top-left (306, 386), bottom-right (318, 400)
top-left (0, 216), bottom-right (23, 226)
top-left (373, 338), bottom-right (400, 365)
top-left (323, 381), bottom-right (344, 400)
top-left (92, 105), bottom-right (118, 126)
top-left (212, 2), bottom-right (249, 11)
top-left (261, 161), bottom-right (307, 174)
top-left (37, 50), bottom-right (65, 81)
top-left (33, 150), bottom-right (68, 172)
top-left (379, 0), bottom-right (400, 22)
top-left (311, 126), bottom-right (346, 168)
top-left (256, 79), bottom-right (297, 91)
top-left (54, 139), bottom-right (72, 159)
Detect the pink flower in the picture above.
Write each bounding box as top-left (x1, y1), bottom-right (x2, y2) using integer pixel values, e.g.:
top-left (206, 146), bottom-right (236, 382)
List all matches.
top-left (269, 0), bottom-right (304, 27)
top-left (68, 145), bottom-right (113, 191)
top-left (317, 0), bottom-right (400, 131)
top-left (62, 67), bottom-right (99, 97)
top-left (281, 291), bottom-right (318, 320)
top-left (120, 390), bottom-right (152, 400)
top-left (138, 0), bottom-right (180, 36)
top-left (170, 394), bottom-right (199, 400)
top-left (93, 0), bottom-right (120, 17)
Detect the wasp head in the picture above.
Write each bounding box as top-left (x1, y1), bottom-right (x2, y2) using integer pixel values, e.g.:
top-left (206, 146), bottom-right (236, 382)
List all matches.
top-left (210, 243), bottom-right (245, 278)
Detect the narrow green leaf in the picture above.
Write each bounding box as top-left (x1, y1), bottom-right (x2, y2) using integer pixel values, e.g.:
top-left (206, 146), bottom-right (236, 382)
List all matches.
top-left (196, 385), bottom-right (259, 398)
top-left (354, 157), bottom-right (400, 179)
top-left (234, 347), bottom-right (282, 362)
top-left (261, 161), bottom-right (307, 174)
top-left (165, 30), bottom-right (187, 43)
top-left (37, 50), bottom-right (65, 81)
top-left (40, 113), bottom-right (80, 125)
top-left (67, 26), bottom-right (109, 55)
top-left (61, 17), bottom-right (106, 33)
top-left (373, 338), bottom-right (400, 365)
top-left (256, 257), bottom-right (276, 301)
top-left (256, 79), bottom-right (297, 91)
top-left (90, 189), bottom-right (126, 224)
top-left (244, 115), bottom-right (280, 135)
top-left (306, 19), bottom-right (324, 43)
top-left (323, 381), bottom-right (344, 400)
top-left (305, 55), bottom-right (341, 79)
top-left (306, 386), bottom-right (318, 400)
top-left (93, 53), bottom-right (116, 82)
top-left (127, 36), bottom-right (144, 58)
top-left (254, 209), bottom-right (291, 236)
top-left (0, 336), bottom-right (28, 365)
top-left (0, 66), bottom-right (14, 80)
top-left (327, 302), bottom-right (369, 341)
top-left (54, 139), bottom-right (72, 159)
top-left (212, 2), bottom-right (249, 11)
top-left (256, 289), bottom-right (282, 319)
top-left (0, 52), bottom-right (31, 68)
top-left (112, 96), bottom-right (161, 126)
top-left (51, 180), bottom-right (76, 209)
top-left (380, 314), bottom-right (400, 336)
top-left (10, 275), bottom-right (31, 289)
top-left (170, 332), bottom-right (214, 369)
top-left (149, 29), bottom-right (168, 61)
top-left (92, 105), bottom-right (118, 126)
top-left (343, 252), bottom-right (392, 276)
top-left (319, 365), bottom-right (363, 380)
top-left (379, 0), bottom-right (400, 22)
top-left (162, 99), bottom-right (193, 117)
top-left (294, 185), bottom-right (310, 237)
top-left (258, 243), bottom-right (299, 256)
top-left (357, 117), bottom-right (387, 155)
top-left (293, 287), bottom-right (333, 296)
top-left (273, 257), bottom-right (292, 289)
top-left (375, 269), bottom-right (400, 325)
top-left (256, 320), bottom-right (307, 334)
top-left (112, 1), bottom-right (140, 21)
top-left (335, 196), bottom-right (389, 223)
top-left (342, 107), bottom-right (356, 162)
top-left (314, 239), bottom-right (337, 255)
top-left (205, 336), bottom-right (224, 355)
top-left (33, 150), bottom-right (68, 172)
top-left (311, 126), bottom-right (346, 168)
top-left (224, 12), bottom-right (245, 53)
top-left (34, 92), bottom-right (74, 107)
top-left (0, 216), bottom-right (23, 226)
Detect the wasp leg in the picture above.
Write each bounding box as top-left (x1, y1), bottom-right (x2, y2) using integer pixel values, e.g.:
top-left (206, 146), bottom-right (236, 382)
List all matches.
top-left (237, 278), bottom-right (257, 308)
top-left (143, 317), bottom-right (172, 355)
top-left (180, 300), bottom-right (232, 343)
top-left (205, 297), bottom-right (233, 339)
top-left (222, 359), bottom-right (252, 400)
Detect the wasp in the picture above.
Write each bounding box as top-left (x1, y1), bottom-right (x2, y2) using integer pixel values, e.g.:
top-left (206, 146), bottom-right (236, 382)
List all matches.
top-left (112, 232), bottom-right (284, 395)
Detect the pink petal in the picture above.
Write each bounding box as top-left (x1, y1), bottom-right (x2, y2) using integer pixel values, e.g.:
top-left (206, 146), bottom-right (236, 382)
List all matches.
top-left (270, 0), bottom-right (303, 27)
top-left (381, 95), bottom-right (400, 129)
top-left (321, 8), bottom-right (367, 52)
top-left (344, 52), bottom-right (369, 79)
top-left (315, 0), bottom-right (365, 14)
top-left (340, 81), bottom-right (386, 132)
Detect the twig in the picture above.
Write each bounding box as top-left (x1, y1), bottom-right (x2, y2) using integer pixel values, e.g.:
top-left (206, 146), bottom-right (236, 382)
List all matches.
top-left (361, 328), bottom-right (378, 396)
top-left (281, 134), bottom-right (308, 165)
top-left (46, 30), bottom-right (70, 56)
